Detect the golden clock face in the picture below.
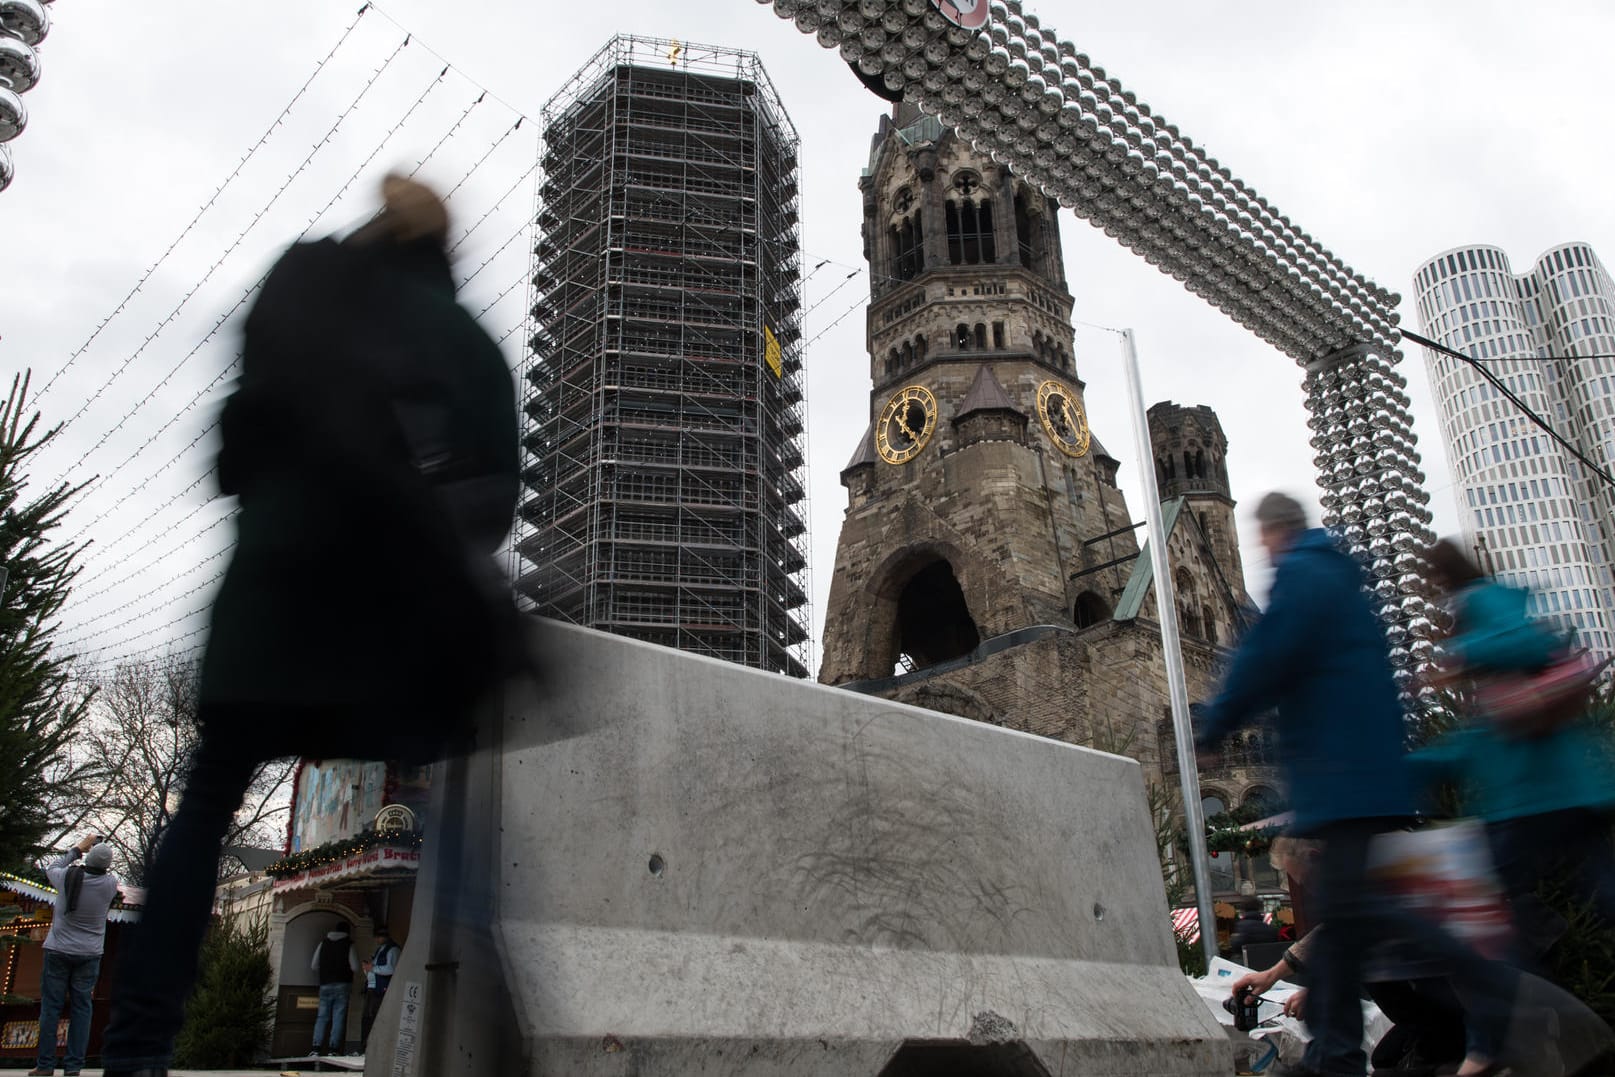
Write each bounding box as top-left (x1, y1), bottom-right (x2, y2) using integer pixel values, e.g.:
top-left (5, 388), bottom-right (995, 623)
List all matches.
top-left (1037, 380), bottom-right (1091, 458)
top-left (875, 385), bottom-right (938, 465)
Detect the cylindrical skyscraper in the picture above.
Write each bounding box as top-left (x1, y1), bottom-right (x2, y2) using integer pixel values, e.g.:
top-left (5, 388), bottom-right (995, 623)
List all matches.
top-left (1414, 242), bottom-right (1615, 658)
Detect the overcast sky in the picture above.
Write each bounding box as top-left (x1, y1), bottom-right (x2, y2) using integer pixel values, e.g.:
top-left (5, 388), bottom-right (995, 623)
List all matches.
top-left (8, 0), bottom-right (1615, 676)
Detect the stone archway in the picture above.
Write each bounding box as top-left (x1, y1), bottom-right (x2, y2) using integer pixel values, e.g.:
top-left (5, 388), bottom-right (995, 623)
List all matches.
top-left (269, 901), bottom-right (364, 1057)
top-left (892, 559), bottom-right (980, 672)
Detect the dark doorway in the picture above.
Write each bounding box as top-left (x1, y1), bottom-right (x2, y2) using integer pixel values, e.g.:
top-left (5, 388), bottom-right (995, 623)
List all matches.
top-left (1073, 591), bottom-right (1112, 629)
top-left (878, 1041), bottom-right (1053, 1077)
top-left (896, 561), bottom-right (980, 669)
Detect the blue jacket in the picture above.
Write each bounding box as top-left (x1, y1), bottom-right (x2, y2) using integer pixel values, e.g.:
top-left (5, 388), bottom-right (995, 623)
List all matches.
top-left (1197, 528), bottom-right (1415, 834)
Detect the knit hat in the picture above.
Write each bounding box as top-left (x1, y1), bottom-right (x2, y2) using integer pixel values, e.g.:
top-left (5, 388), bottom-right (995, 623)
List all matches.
top-left (384, 174), bottom-right (449, 241)
top-left (84, 844), bottom-right (113, 871)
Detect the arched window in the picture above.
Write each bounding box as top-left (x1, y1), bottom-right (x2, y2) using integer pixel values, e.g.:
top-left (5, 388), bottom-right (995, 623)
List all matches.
top-left (1194, 449), bottom-right (1206, 479)
top-left (974, 323), bottom-right (987, 349)
top-left (1074, 591), bottom-right (1112, 629)
top-left (915, 333), bottom-right (927, 360)
top-left (901, 341), bottom-right (914, 368)
top-left (1201, 793), bottom-right (1227, 818)
top-left (892, 212), bottom-right (923, 281)
top-left (1243, 786), bottom-right (1280, 817)
top-left (1182, 450), bottom-right (1194, 480)
top-left (1202, 606), bottom-right (1219, 645)
top-left (944, 201), bottom-right (963, 265)
top-left (893, 560), bottom-right (981, 671)
top-left (955, 323), bottom-right (971, 350)
top-left (887, 348), bottom-right (899, 377)
top-left (1014, 191), bottom-right (1035, 266)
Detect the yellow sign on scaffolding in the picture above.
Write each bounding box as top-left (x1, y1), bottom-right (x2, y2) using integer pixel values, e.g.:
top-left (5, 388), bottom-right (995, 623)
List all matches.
top-left (668, 39), bottom-right (684, 67)
top-left (763, 325), bottom-right (783, 378)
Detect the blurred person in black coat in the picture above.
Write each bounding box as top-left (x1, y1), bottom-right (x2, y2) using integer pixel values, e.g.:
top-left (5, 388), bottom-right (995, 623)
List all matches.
top-left (99, 175), bottom-right (524, 1077)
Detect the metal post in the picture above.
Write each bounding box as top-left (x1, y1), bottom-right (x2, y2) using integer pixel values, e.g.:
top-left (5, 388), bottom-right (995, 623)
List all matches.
top-left (1120, 328), bottom-right (1219, 968)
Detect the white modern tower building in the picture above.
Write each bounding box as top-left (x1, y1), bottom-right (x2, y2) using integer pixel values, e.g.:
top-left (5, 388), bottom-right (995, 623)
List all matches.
top-left (1414, 242), bottom-right (1615, 658)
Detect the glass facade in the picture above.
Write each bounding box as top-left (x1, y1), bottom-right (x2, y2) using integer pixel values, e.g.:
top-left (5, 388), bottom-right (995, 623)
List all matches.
top-left (1414, 243), bottom-right (1615, 659)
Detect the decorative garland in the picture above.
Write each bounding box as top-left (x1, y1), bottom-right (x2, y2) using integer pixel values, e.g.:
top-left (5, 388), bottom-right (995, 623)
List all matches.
top-left (1193, 803), bottom-right (1286, 859)
top-left (1205, 824), bottom-right (1282, 858)
top-left (266, 827), bottom-right (424, 879)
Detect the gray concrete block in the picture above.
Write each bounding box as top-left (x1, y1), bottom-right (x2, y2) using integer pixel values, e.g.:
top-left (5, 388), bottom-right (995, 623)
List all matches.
top-left (371, 620), bottom-right (1225, 1076)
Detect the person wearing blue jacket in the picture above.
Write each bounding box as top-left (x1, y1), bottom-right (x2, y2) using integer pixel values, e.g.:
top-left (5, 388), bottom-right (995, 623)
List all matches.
top-left (1196, 493), bottom-right (1518, 1077)
top-left (1414, 539), bottom-right (1615, 968)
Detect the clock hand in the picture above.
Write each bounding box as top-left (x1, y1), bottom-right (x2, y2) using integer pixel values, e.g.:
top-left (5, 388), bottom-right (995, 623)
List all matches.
top-left (898, 411), bottom-right (923, 440)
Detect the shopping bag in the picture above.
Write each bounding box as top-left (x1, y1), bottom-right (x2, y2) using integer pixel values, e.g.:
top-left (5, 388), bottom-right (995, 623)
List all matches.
top-left (1476, 649), bottom-right (1609, 738)
top-left (1366, 821), bottom-right (1513, 959)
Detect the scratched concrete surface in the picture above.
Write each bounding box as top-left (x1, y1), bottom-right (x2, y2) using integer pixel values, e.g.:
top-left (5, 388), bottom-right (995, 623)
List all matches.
top-left (369, 620), bottom-right (1226, 1076)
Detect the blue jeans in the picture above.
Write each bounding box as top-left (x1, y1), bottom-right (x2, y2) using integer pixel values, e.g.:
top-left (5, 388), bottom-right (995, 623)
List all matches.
top-left (1302, 819), bottom-right (1519, 1075)
top-left (312, 982), bottom-right (350, 1052)
top-left (36, 948), bottom-right (100, 1073)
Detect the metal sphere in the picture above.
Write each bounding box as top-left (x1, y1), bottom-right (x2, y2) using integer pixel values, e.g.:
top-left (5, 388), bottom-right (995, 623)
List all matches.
top-left (0, 0), bottom-right (46, 46)
top-left (0, 85), bottom-right (22, 142)
top-left (0, 35), bottom-right (40, 94)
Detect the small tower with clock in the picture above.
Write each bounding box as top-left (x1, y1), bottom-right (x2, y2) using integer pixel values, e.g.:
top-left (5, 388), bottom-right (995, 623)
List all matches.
top-left (820, 107), bottom-right (1252, 786)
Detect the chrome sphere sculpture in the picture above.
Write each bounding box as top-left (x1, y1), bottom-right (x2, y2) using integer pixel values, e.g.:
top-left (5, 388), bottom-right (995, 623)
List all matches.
top-left (768, 0), bottom-right (1440, 688)
top-left (0, 0), bottom-right (51, 192)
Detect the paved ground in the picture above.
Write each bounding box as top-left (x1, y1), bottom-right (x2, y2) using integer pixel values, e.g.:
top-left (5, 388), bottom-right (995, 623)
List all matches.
top-left (59, 1066), bottom-right (363, 1075)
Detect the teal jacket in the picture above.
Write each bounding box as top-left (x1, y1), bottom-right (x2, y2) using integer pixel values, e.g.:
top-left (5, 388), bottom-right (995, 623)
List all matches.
top-left (1410, 720), bottom-right (1615, 821)
top-left (1443, 580), bottom-right (1561, 673)
top-left (1413, 578), bottom-right (1609, 820)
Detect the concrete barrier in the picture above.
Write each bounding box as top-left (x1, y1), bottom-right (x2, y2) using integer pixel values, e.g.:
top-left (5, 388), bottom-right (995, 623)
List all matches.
top-left (367, 621), bottom-right (1226, 1076)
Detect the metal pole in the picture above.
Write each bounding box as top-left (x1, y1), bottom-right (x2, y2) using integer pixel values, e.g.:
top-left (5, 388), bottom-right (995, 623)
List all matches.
top-left (1120, 328), bottom-right (1219, 968)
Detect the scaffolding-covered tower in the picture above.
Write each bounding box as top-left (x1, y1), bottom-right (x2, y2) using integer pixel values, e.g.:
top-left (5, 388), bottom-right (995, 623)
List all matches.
top-left (518, 36), bottom-right (810, 678)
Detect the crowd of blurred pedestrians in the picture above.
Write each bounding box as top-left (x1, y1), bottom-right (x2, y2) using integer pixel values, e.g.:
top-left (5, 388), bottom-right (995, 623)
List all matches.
top-left (1201, 492), bottom-right (1615, 1077)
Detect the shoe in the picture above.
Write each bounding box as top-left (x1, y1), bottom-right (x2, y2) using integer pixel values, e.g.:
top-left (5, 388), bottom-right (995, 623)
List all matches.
top-left (28, 1068), bottom-right (53, 1076)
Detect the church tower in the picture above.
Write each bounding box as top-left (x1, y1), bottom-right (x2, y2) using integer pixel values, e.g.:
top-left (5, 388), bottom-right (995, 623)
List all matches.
top-left (819, 105), bottom-right (1137, 691)
top-left (820, 108), bottom-right (1253, 790)
top-left (1147, 402), bottom-right (1248, 648)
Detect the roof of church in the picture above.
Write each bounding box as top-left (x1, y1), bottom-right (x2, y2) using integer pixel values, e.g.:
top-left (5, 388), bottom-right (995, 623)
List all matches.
top-left (864, 107), bottom-right (948, 176)
top-left (1111, 496), bottom-right (1187, 623)
top-left (843, 423), bottom-right (877, 472)
top-left (954, 366), bottom-right (1025, 420)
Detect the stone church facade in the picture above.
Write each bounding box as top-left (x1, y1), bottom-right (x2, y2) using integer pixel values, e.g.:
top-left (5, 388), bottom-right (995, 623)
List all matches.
top-left (819, 107), bottom-right (1278, 842)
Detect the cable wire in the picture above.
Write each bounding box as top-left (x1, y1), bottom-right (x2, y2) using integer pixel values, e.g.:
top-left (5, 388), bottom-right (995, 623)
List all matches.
top-left (32, 6), bottom-right (372, 404)
top-left (406, 89), bottom-right (487, 179)
top-left (51, 34), bottom-right (414, 440)
top-left (1402, 328), bottom-right (1615, 490)
top-left (449, 158), bottom-right (539, 255)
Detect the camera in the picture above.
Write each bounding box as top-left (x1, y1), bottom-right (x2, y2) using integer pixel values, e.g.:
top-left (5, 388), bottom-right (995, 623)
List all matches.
top-left (1222, 985), bottom-right (1262, 1032)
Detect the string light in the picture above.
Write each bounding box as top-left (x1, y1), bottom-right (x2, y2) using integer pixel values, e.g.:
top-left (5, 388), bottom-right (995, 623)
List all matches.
top-left (32, 7), bottom-right (374, 404)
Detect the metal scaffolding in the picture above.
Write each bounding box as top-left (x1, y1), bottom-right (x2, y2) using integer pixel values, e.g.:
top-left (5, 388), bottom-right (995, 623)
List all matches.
top-left (516, 35), bottom-right (810, 678)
